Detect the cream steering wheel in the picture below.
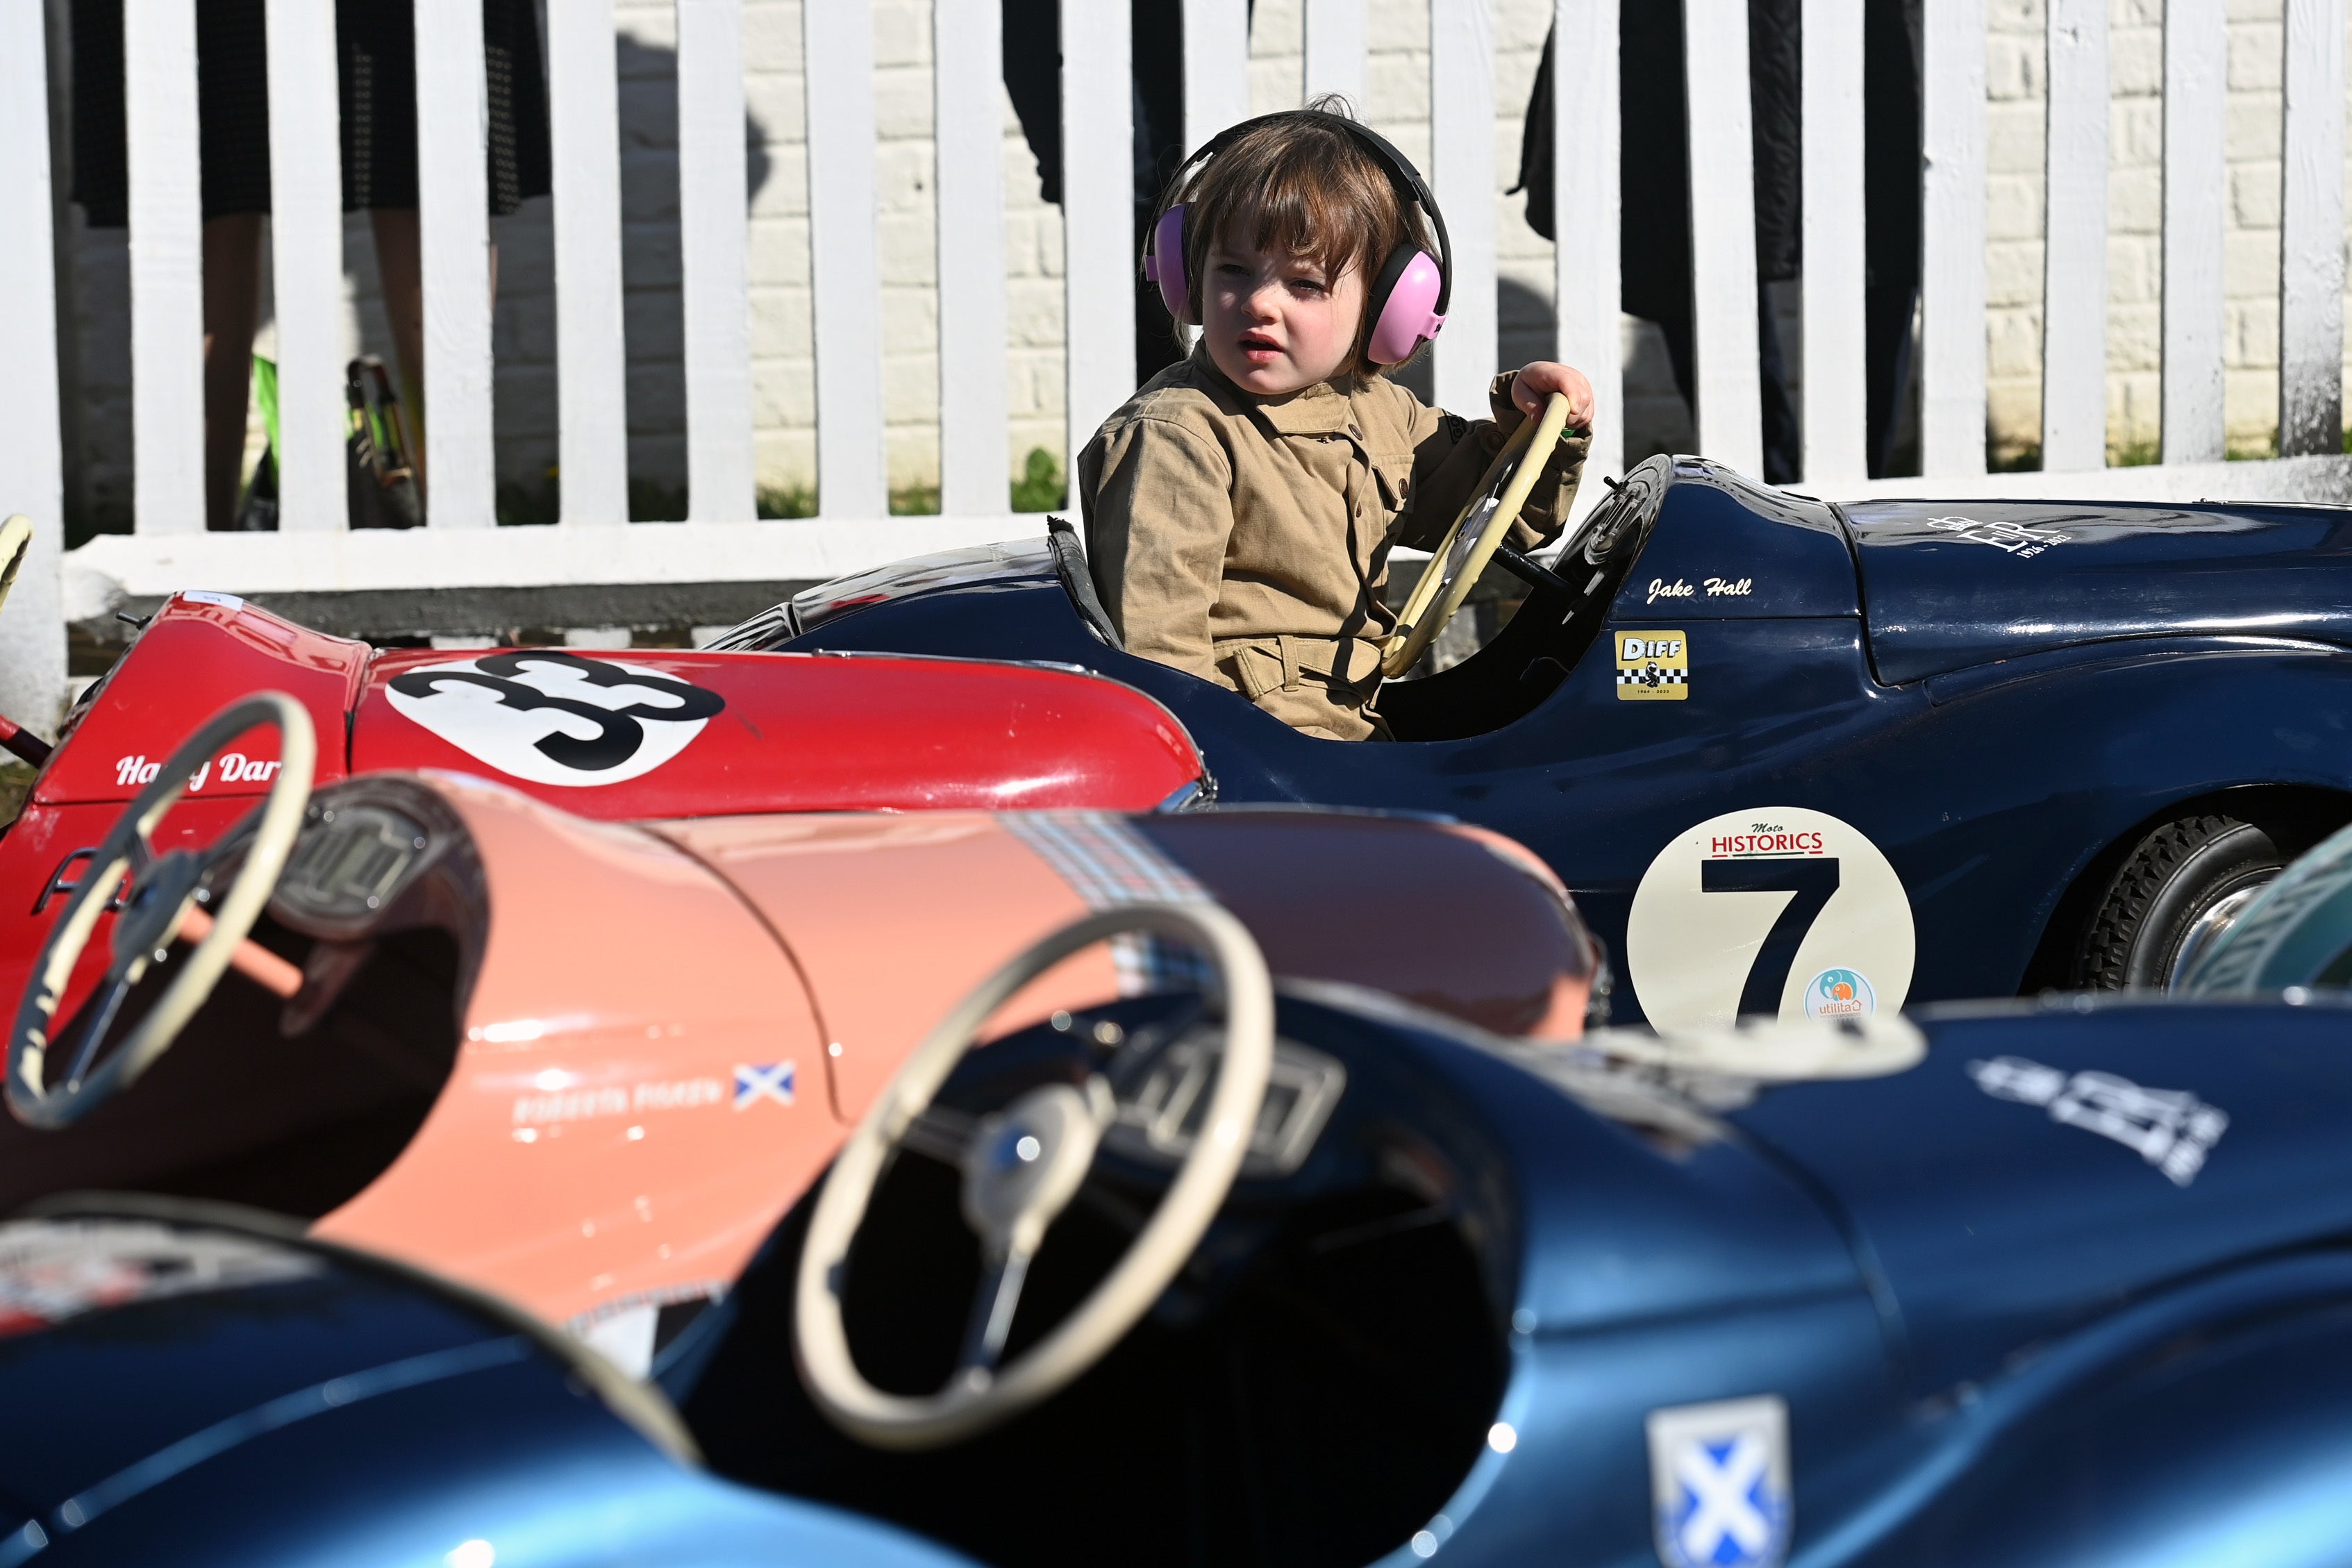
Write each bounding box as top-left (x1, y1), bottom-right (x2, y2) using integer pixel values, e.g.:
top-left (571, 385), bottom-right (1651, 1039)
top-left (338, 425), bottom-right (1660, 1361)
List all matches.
top-left (8, 693), bottom-right (316, 1130)
top-left (794, 901), bottom-right (1274, 1451)
top-left (1381, 391), bottom-right (1576, 678)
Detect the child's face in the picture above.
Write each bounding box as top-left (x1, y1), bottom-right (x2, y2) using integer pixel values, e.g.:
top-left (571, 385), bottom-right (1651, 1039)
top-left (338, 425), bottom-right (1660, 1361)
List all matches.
top-left (1201, 238), bottom-right (1367, 396)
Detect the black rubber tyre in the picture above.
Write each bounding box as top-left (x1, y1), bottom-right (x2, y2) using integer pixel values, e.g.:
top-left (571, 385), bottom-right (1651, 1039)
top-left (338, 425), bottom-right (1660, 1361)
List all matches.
top-left (2073, 815), bottom-right (2287, 990)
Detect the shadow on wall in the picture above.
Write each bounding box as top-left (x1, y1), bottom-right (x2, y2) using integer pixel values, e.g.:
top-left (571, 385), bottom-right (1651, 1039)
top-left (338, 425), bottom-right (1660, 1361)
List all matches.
top-left (494, 32), bottom-right (771, 523)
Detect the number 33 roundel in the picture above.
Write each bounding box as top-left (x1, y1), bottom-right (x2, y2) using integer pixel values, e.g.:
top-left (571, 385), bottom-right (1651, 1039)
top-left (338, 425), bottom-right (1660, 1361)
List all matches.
top-left (387, 650), bottom-right (725, 787)
top-left (1626, 806), bottom-right (1915, 1031)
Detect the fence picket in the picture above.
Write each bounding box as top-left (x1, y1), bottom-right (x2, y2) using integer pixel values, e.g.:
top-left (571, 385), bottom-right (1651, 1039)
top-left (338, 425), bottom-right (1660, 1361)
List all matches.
top-left (263, 0), bottom-right (346, 531)
top-left (2280, 0), bottom-right (2346, 456)
top-left (1060, 0), bottom-right (1135, 489)
top-left (1683, 0), bottom-right (1764, 476)
top-left (0, 0), bottom-right (65, 726)
top-left (2162, 0), bottom-right (2227, 463)
top-left (416, 0), bottom-right (497, 526)
top-left (1921, 0), bottom-right (1988, 475)
top-left (2042, 0), bottom-right (2109, 471)
top-left (1306, 0), bottom-right (1368, 109)
top-left (1801, 0), bottom-right (1867, 486)
top-left (1182, 0), bottom-right (1251, 151)
top-left (547, 0), bottom-right (628, 524)
top-left (678, 0), bottom-right (756, 521)
top-left (126, 0), bottom-right (204, 535)
top-left (935, 0), bottom-right (1010, 516)
top-left (1430, 0), bottom-right (1496, 417)
top-left (1554, 0), bottom-right (1622, 494)
top-left (806, 1), bottom-right (887, 518)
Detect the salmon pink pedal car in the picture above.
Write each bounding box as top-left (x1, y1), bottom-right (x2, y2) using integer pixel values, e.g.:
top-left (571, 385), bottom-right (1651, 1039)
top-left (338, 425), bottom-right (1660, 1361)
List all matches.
top-left (0, 690), bottom-right (1599, 1371)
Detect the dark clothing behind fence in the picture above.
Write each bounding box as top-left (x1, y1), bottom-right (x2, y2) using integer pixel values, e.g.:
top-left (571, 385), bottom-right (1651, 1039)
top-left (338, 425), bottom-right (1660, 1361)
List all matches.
top-left (1515, 1), bottom-right (1923, 481)
top-left (69, 0), bottom-right (552, 226)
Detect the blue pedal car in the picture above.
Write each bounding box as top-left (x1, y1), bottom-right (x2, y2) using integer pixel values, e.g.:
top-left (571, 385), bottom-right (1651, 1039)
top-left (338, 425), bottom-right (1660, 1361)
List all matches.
top-left (649, 973), bottom-right (2352, 1568)
top-left (17, 952), bottom-right (2352, 1567)
top-left (731, 456), bottom-right (2352, 1026)
top-left (0, 1201), bottom-right (977, 1567)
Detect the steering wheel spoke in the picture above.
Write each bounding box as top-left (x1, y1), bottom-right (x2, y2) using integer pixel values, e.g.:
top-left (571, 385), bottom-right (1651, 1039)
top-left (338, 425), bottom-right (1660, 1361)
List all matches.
top-left (59, 971), bottom-right (140, 1092)
top-left (956, 1243), bottom-right (1036, 1380)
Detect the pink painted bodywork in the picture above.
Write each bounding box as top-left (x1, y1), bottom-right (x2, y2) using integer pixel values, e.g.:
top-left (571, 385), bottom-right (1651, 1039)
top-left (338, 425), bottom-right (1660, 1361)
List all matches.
top-left (294, 780), bottom-right (1592, 1328)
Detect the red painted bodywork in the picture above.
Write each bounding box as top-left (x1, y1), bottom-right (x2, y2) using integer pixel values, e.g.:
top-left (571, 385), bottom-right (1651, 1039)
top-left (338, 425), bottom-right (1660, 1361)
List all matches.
top-left (1, 592), bottom-right (1206, 1024)
top-left (35, 594), bottom-right (1204, 816)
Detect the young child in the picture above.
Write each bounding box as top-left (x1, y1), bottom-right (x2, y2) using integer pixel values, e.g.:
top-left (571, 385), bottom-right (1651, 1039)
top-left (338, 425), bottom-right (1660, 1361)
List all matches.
top-left (1080, 106), bottom-right (1593, 742)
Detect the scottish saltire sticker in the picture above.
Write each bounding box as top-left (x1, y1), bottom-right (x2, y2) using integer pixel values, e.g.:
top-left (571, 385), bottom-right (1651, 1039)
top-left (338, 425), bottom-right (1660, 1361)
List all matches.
top-left (1646, 1395), bottom-right (1792, 1568)
top-left (733, 1061), bottom-right (796, 1110)
top-left (1617, 631), bottom-right (1690, 700)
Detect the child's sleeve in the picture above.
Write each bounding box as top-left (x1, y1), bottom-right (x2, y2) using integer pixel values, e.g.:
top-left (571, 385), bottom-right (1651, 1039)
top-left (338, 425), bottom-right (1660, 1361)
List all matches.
top-left (1393, 374), bottom-right (1590, 552)
top-left (1078, 414), bottom-right (1237, 681)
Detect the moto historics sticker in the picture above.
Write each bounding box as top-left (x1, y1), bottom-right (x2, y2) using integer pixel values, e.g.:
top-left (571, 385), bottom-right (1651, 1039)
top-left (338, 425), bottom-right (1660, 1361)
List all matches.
top-left (1617, 630), bottom-right (1689, 699)
top-left (1626, 806), bottom-right (1916, 1031)
top-left (386, 650), bottom-right (724, 786)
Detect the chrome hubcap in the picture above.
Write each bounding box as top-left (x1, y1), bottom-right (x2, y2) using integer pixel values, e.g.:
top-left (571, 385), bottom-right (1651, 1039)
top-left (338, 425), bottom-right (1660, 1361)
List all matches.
top-left (2169, 882), bottom-right (2271, 990)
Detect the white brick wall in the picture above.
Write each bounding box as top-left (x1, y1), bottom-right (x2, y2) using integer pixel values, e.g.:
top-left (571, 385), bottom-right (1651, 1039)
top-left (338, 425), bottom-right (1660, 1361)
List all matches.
top-left (1985, 0), bottom-right (2352, 463)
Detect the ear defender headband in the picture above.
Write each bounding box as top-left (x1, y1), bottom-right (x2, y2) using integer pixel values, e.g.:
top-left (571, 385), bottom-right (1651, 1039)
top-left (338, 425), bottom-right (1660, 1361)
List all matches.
top-left (1141, 110), bottom-right (1453, 367)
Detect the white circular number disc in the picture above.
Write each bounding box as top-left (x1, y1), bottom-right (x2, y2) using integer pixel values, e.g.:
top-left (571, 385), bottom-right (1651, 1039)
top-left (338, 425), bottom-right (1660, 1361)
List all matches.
top-left (1626, 806), bottom-right (1916, 1031)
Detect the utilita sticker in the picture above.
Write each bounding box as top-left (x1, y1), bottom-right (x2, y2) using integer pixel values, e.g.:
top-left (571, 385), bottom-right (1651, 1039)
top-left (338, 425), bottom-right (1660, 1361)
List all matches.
top-left (1802, 967), bottom-right (1874, 1019)
top-left (1617, 631), bottom-right (1689, 700)
top-left (1967, 1056), bottom-right (2228, 1186)
top-left (1626, 807), bottom-right (1916, 1032)
top-left (386, 650), bottom-right (724, 787)
top-left (1924, 515), bottom-right (2069, 559)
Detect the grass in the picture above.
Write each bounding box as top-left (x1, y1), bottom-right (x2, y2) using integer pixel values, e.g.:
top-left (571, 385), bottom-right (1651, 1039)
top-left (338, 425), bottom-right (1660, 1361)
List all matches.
top-left (1010, 447), bottom-right (1069, 512)
top-left (1985, 430), bottom-right (2329, 471)
top-left (497, 448), bottom-right (1067, 524)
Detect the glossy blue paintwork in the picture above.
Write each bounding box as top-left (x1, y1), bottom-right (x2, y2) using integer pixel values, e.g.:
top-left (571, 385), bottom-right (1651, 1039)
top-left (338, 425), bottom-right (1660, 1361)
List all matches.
top-left (1269, 989), bottom-right (2352, 1567)
top-left (767, 460), bottom-right (2352, 1023)
top-left (0, 1218), bottom-right (978, 1567)
top-left (1846, 498), bottom-right (2352, 683)
top-left (33, 991), bottom-right (2352, 1566)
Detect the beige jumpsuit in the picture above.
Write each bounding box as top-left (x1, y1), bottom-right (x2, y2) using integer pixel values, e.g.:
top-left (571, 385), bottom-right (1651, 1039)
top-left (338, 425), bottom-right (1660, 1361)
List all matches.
top-left (1080, 351), bottom-right (1587, 740)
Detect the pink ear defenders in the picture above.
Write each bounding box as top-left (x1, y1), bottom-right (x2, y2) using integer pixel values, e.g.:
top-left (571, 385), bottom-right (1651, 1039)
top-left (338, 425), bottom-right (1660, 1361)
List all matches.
top-left (1141, 111), bottom-right (1451, 367)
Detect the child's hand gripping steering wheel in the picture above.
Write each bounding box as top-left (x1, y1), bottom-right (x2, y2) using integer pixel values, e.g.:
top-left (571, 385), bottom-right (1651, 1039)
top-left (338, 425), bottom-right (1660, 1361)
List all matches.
top-left (7, 694), bottom-right (315, 1130)
top-left (1381, 391), bottom-right (1576, 679)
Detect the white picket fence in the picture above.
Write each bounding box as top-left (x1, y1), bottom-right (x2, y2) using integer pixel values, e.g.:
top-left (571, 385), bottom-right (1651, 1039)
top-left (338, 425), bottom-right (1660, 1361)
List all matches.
top-left (3, 0), bottom-right (2351, 726)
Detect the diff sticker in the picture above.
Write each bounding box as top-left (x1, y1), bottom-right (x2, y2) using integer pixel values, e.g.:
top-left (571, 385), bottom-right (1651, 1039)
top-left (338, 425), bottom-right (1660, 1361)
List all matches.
top-left (1617, 631), bottom-right (1688, 700)
top-left (1647, 1395), bottom-right (1792, 1568)
top-left (386, 650), bottom-right (724, 787)
top-left (1626, 807), bottom-right (1916, 1031)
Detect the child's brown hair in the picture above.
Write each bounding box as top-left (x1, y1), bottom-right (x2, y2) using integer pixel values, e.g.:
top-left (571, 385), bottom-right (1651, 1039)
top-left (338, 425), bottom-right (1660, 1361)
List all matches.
top-left (1156, 98), bottom-right (1424, 371)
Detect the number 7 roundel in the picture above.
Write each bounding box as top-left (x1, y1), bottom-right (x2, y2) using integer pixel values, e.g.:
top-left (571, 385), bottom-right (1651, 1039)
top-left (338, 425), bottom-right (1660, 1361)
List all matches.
top-left (1626, 807), bottom-right (1916, 1031)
